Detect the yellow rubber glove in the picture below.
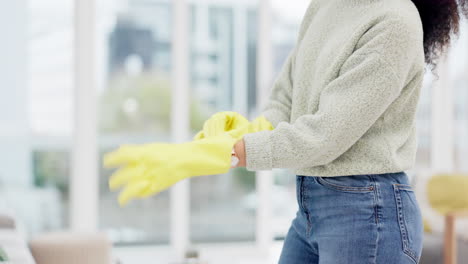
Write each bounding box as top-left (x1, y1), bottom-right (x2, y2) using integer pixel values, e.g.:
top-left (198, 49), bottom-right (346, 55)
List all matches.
top-left (248, 116), bottom-right (274, 133)
top-left (194, 112), bottom-right (273, 141)
top-left (104, 133), bottom-right (239, 206)
top-left (194, 111), bottom-right (250, 140)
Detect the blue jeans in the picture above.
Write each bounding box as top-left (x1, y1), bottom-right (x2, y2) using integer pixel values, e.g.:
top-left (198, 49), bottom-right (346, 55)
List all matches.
top-left (279, 172), bottom-right (423, 264)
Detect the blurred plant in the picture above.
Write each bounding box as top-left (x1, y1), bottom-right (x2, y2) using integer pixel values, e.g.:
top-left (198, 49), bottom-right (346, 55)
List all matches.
top-left (0, 247), bottom-right (8, 261)
top-left (100, 71), bottom-right (206, 134)
top-left (33, 151), bottom-right (69, 194)
top-left (231, 167), bottom-right (256, 190)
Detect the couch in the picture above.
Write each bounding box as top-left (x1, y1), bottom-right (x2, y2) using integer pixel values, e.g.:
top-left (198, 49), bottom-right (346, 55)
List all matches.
top-left (0, 214), bottom-right (112, 264)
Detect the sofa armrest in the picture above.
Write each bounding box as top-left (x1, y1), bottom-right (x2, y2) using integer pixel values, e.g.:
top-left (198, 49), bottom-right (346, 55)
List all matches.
top-left (30, 232), bottom-right (112, 264)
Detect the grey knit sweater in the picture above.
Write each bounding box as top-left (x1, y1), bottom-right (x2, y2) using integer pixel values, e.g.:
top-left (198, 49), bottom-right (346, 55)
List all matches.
top-left (243, 0), bottom-right (425, 176)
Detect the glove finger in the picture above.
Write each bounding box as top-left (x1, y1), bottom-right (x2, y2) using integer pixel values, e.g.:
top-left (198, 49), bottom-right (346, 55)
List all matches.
top-left (136, 183), bottom-right (160, 198)
top-left (118, 180), bottom-right (150, 206)
top-left (131, 169), bottom-right (167, 198)
top-left (257, 116), bottom-right (274, 130)
top-left (206, 115), bottom-right (225, 138)
top-left (138, 176), bottom-right (173, 198)
top-left (228, 124), bottom-right (250, 140)
top-left (103, 145), bottom-right (140, 168)
top-left (228, 113), bottom-right (249, 130)
top-left (249, 116), bottom-right (274, 133)
top-left (109, 165), bottom-right (146, 190)
top-left (193, 130), bottom-right (205, 141)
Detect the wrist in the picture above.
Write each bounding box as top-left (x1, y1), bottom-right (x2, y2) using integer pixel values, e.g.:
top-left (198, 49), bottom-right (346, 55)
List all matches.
top-left (232, 139), bottom-right (246, 168)
top-left (231, 148), bottom-right (240, 168)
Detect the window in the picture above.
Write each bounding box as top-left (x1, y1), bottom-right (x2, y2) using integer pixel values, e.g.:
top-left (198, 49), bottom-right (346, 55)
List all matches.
top-left (188, 1), bottom-right (258, 243)
top-left (97, 0), bottom-right (172, 245)
top-left (414, 77), bottom-right (432, 171)
top-left (452, 22), bottom-right (468, 172)
top-left (0, 0), bottom-right (73, 235)
top-left (270, 0), bottom-right (309, 240)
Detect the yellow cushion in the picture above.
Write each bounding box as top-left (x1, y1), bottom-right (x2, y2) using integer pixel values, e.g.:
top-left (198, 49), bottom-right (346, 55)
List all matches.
top-left (423, 218), bottom-right (432, 233)
top-left (423, 218), bottom-right (432, 234)
top-left (427, 174), bottom-right (468, 215)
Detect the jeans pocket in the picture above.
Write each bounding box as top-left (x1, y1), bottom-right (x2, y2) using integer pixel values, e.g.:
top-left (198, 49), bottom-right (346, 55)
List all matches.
top-left (316, 176), bottom-right (375, 193)
top-left (393, 184), bottom-right (423, 264)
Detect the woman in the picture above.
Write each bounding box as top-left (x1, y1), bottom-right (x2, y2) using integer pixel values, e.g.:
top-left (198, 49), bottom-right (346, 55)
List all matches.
top-left (230, 0), bottom-right (468, 263)
top-left (105, 0), bottom-right (467, 263)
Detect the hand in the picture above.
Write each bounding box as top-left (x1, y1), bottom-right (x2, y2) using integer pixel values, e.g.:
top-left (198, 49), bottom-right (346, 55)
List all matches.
top-left (194, 112), bottom-right (274, 142)
top-left (194, 112), bottom-right (250, 140)
top-left (104, 134), bottom-right (238, 205)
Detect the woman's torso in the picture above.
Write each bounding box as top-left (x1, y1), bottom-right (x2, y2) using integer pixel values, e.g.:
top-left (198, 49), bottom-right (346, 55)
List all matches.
top-left (291, 0), bottom-right (425, 176)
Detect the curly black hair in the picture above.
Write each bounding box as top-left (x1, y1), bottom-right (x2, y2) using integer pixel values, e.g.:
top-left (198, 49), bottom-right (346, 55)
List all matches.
top-left (411, 0), bottom-right (468, 71)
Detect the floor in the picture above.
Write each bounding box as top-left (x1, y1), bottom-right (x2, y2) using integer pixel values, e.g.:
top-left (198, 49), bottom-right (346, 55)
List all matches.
top-left (113, 241), bottom-right (284, 264)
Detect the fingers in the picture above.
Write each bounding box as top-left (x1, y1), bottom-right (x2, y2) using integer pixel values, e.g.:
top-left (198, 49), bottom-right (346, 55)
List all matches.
top-left (108, 165), bottom-right (147, 190)
top-left (248, 116), bottom-right (274, 133)
top-left (111, 167), bottom-right (178, 205)
top-left (228, 114), bottom-right (249, 131)
top-left (195, 115), bottom-right (236, 140)
top-left (136, 181), bottom-right (163, 198)
top-left (193, 130), bottom-right (205, 141)
top-left (196, 112), bottom-right (251, 141)
top-left (103, 145), bottom-right (140, 168)
top-left (118, 180), bottom-right (151, 206)
top-left (228, 124), bottom-right (250, 140)
top-left (114, 170), bottom-right (167, 205)
top-left (205, 115), bottom-right (226, 138)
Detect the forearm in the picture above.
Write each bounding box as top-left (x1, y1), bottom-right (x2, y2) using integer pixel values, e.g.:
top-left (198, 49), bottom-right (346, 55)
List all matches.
top-left (243, 51), bottom-right (413, 171)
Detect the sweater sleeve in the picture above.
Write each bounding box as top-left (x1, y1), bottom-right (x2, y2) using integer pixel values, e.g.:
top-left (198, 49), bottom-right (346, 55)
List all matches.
top-left (261, 49), bottom-right (295, 128)
top-left (243, 18), bottom-right (422, 171)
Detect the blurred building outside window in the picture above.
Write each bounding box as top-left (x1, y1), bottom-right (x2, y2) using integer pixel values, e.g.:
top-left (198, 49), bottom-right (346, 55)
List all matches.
top-left (188, 0), bottom-right (259, 243)
top-left (0, 0), bottom-right (73, 237)
top-left (451, 21), bottom-right (468, 172)
top-left (98, 0), bottom-right (173, 245)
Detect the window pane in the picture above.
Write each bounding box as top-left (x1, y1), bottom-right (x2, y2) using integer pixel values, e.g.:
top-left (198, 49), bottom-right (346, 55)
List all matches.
top-left (452, 22), bottom-right (468, 172)
top-left (0, 0), bottom-right (72, 235)
top-left (29, 0), bottom-right (73, 233)
top-left (414, 75), bottom-right (432, 171)
top-left (189, 2), bottom-right (258, 243)
top-left (270, 0), bottom-right (309, 240)
top-left (98, 0), bottom-right (172, 245)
